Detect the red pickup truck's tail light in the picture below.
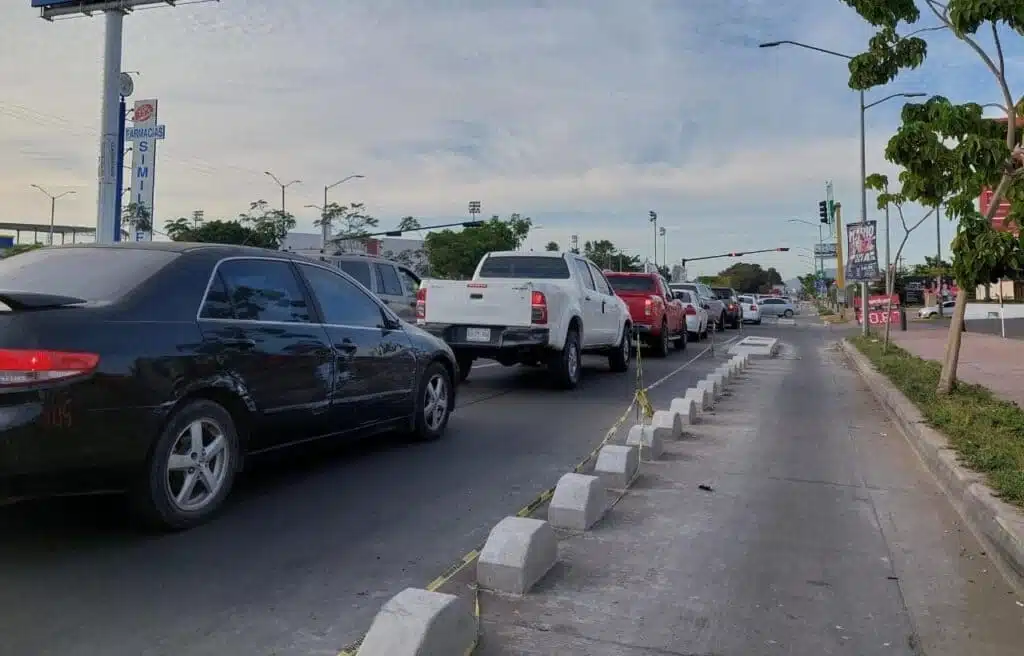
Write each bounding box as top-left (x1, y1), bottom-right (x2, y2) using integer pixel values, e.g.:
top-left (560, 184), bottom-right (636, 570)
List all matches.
top-left (644, 297), bottom-right (652, 316)
top-left (531, 290), bottom-right (548, 324)
top-left (684, 305), bottom-right (697, 316)
top-left (415, 287), bottom-right (427, 320)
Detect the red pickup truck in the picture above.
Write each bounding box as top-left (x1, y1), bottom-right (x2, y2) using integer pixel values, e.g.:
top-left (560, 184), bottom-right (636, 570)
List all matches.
top-left (604, 272), bottom-right (686, 356)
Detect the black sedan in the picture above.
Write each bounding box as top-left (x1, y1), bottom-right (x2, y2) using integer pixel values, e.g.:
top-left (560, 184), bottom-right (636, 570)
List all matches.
top-left (0, 242), bottom-right (458, 530)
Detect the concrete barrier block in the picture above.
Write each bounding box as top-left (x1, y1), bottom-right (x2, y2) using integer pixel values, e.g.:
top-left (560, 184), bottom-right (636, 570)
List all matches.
top-left (548, 472), bottom-right (608, 530)
top-left (477, 517), bottom-right (557, 595)
top-left (356, 587), bottom-right (476, 656)
top-left (697, 378), bottom-right (720, 402)
top-left (669, 397), bottom-right (697, 425)
top-left (651, 409), bottom-right (682, 440)
top-left (594, 444), bottom-right (639, 488)
top-left (626, 423), bottom-right (664, 459)
top-left (686, 385), bottom-right (711, 411)
top-left (715, 366), bottom-right (732, 383)
top-left (709, 371), bottom-right (726, 394)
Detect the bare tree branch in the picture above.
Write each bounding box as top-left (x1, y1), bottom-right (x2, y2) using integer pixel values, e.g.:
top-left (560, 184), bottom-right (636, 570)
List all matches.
top-left (905, 25), bottom-right (949, 38)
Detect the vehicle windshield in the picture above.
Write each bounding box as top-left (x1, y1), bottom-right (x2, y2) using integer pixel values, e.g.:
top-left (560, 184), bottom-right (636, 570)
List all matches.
top-left (0, 246), bottom-right (178, 302)
top-left (711, 288), bottom-right (733, 300)
top-left (477, 256), bottom-right (571, 279)
top-left (605, 275), bottom-right (655, 293)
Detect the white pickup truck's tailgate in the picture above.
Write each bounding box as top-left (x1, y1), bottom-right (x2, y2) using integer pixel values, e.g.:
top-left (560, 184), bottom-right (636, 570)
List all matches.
top-left (424, 280), bottom-right (533, 326)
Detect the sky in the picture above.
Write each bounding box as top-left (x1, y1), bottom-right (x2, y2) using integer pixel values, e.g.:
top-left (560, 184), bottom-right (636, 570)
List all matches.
top-left (1, 0), bottom-right (1021, 279)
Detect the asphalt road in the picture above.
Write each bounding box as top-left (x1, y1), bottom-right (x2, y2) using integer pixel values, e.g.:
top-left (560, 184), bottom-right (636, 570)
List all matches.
top-left (0, 327), bottom-right (749, 656)
top-left (479, 319), bottom-right (1022, 655)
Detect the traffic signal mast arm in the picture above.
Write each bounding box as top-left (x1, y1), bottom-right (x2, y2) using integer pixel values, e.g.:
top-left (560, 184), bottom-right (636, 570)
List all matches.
top-left (680, 247), bottom-right (789, 266)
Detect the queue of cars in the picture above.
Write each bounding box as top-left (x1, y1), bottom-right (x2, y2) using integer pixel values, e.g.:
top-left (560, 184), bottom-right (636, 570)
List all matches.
top-left (0, 240), bottom-right (775, 531)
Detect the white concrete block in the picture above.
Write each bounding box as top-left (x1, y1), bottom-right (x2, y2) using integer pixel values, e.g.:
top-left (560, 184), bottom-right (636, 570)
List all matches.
top-left (477, 517), bottom-right (557, 595)
top-left (356, 587), bottom-right (476, 656)
top-left (594, 444), bottom-right (640, 488)
top-left (669, 397), bottom-right (697, 425)
top-left (685, 385), bottom-right (711, 411)
top-left (715, 366), bottom-right (732, 383)
top-left (729, 336), bottom-right (778, 357)
top-left (650, 409), bottom-right (682, 440)
top-left (697, 378), bottom-right (719, 403)
top-left (709, 371), bottom-right (726, 394)
top-left (548, 473), bottom-right (607, 530)
top-left (626, 423), bottom-right (664, 459)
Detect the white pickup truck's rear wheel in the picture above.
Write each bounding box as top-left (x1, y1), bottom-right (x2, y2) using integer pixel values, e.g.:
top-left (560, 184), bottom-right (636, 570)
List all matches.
top-left (608, 323), bottom-right (631, 372)
top-left (549, 327), bottom-right (581, 389)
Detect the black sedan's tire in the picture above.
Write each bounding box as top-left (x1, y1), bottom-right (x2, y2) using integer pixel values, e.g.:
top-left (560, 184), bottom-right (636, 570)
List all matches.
top-left (412, 361), bottom-right (453, 441)
top-left (133, 399), bottom-right (239, 531)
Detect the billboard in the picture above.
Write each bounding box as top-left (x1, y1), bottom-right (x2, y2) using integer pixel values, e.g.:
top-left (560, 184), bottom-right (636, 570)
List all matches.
top-left (845, 221), bottom-right (880, 282)
top-left (129, 98), bottom-right (158, 241)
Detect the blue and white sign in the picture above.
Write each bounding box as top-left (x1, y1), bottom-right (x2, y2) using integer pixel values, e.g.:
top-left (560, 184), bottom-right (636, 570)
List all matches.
top-left (124, 125), bottom-right (166, 141)
top-left (128, 98), bottom-right (160, 242)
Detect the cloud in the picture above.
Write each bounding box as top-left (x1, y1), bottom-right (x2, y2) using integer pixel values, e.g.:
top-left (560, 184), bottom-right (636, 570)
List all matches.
top-left (0, 0), bottom-right (1021, 277)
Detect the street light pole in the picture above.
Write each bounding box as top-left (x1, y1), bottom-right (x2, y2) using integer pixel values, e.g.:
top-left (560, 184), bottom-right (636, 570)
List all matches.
top-left (759, 40), bottom-right (924, 335)
top-left (31, 185), bottom-right (76, 246)
top-left (321, 174), bottom-right (364, 250)
top-left (264, 171), bottom-right (301, 215)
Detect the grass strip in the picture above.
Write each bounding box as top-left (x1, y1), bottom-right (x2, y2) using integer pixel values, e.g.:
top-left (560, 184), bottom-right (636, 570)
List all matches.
top-left (850, 335), bottom-right (1024, 507)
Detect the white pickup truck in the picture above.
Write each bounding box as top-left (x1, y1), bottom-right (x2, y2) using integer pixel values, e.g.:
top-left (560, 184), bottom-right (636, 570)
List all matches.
top-left (416, 251), bottom-right (633, 389)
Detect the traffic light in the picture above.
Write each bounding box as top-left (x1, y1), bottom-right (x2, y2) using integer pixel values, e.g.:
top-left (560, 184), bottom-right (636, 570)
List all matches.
top-left (728, 251), bottom-right (745, 257)
top-left (818, 200), bottom-right (828, 223)
top-left (777, 247), bottom-right (790, 252)
top-left (462, 220), bottom-right (484, 228)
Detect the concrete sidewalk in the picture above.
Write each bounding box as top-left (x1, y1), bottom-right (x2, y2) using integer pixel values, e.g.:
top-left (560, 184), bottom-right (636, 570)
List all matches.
top-left (471, 331), bottom-right (1023, 655)
top-left (889, 325), bottom-right (1024, 407)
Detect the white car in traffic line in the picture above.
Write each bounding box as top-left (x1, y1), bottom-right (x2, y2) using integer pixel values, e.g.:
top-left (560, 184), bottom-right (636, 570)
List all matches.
top-left (670, 288), bottom-right (709, 339)
top-left (737, 295), bottom-right (762, 324)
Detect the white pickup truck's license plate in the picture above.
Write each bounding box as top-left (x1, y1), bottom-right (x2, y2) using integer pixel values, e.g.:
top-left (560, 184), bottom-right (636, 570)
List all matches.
top-left (466, 327), bottom-right (491, 342)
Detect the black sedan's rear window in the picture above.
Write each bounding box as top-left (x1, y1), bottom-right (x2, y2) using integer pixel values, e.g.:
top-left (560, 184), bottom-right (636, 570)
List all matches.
top-left (606, 275), bottom-right (655, 292)
top-left (0, 246), bottom-right (179, 302)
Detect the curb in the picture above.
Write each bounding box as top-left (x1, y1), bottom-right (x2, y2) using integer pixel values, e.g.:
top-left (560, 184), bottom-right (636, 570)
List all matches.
top-left (838, 339), bottom-right (1024, 588)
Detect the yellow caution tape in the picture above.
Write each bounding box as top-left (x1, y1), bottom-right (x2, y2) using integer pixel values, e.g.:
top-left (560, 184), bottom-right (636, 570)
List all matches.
top-left (338, 332), bottom-right (656, 656)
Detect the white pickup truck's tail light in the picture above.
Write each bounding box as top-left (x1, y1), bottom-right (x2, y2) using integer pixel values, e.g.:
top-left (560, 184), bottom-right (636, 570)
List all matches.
top-left (415, 287), bottom-right (427, 320)
top-left (531, 291), bottom-right (548, 324)
top-left (684, 305), bottom-right (697, 316)
top-left (751, 304), bottom-right (758, 311)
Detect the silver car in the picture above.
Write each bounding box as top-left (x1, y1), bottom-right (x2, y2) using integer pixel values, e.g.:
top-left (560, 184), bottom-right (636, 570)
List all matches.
top-left (758, 297), bottom-right (796, 318)
top-left (321, 253), bottom-right (422, 320)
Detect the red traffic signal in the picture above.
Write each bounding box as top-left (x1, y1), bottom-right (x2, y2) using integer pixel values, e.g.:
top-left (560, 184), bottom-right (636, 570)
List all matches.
top-left (777, 247), bottom-right (790, 251)
top-left (728, 251), bottom-right (745, 257)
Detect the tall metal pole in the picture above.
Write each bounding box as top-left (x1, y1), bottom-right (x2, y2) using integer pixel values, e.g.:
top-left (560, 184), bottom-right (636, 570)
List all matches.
top-left (48, 197), bottom-right (56, 246)
top-left (96, 10), bottom-right (125, 244)
top-left (884, 202), bottom-right (891, 294)
top-left (114, 95), bottom-right (127, 242)
top-left (859, 90), bottom-right (870, 337)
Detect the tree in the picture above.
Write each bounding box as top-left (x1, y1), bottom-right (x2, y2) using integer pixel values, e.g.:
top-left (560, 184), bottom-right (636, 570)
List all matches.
top-left (397, 216), bottom-right (422, 233)
top-left (238, 200), bottom-right (296, 250)
top-left (582, 239), bottom-right (642, 271)
top-left (164, 218), bottom-right (278, 249)
top-left (545, 241), bottom-right (560, 251)
top-left (842, 0), bottom-right (1024, 394)
top-left (121, 201), bottom-right (152, 239)
top-left (715, 262), bottom-right (782, 293)
top-left (866, 172), bottom-right (936, 350)
top-left (424, 213), bottom-right (532, 279)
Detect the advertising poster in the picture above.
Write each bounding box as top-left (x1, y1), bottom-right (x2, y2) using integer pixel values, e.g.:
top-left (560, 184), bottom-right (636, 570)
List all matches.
top-left (845, 221), bottom-right (879, 282)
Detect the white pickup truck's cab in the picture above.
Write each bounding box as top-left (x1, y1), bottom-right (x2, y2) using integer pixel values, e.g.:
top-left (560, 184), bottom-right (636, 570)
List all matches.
top-left (416, 251), bottom-right (632, 388)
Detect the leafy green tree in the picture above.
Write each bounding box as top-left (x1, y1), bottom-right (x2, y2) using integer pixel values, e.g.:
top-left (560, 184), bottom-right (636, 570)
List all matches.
top-left (841, 0), bottom-right (1024, 393)
top-left (164, 218), bottom-right (277, 249)
top-left (582, 239), bottom-right (642, 271)
top-left (544, 241), bottom-right (560, 251)
top-left (715, 262), bottom-right (783, 293)
top-left (121, 201), bottom-right (152, 238)
top-left (424, 213), bottom-right (532, 279)
top-left (238, 200), bottom-right (296, 250)
top-left (396, 216), bottom-right (421, 233)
